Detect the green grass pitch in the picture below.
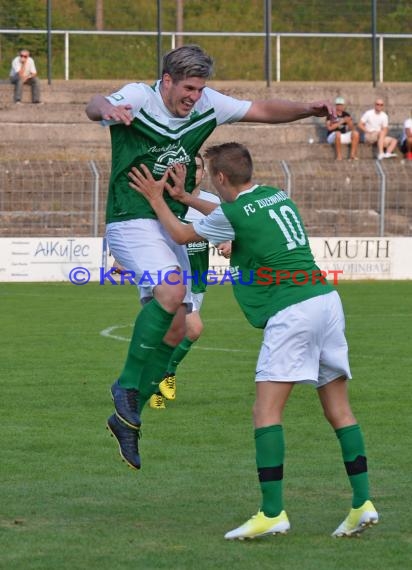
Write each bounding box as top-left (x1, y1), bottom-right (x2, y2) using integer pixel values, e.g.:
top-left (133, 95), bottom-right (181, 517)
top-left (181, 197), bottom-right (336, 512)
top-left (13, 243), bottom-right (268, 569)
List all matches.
top-left (1, 281), bottom-right (411, 569)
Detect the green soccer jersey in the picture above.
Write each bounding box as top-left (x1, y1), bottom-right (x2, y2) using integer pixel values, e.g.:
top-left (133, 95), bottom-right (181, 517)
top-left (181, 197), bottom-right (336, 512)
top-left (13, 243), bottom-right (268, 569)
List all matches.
top-left (103, 81), bottom-right (250, 224)
top-left (186, 240), bottom-right (209, 294)
top-left (193, 185), bottom-right (334, 328)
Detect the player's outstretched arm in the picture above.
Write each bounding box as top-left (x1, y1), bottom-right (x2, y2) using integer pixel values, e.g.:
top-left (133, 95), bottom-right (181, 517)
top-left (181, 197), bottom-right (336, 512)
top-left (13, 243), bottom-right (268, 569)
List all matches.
top-left (241, 98), bottom-right (334, 124)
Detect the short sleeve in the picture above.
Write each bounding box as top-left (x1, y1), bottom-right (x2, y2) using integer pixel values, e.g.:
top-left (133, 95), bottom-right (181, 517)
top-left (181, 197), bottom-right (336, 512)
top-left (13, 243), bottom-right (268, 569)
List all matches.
top-left (102, 83), bottom-right (147, 126)
top-left (193, 206), bottom-right (235, 244)
top-left (203, 87), bottom-right (251, 126)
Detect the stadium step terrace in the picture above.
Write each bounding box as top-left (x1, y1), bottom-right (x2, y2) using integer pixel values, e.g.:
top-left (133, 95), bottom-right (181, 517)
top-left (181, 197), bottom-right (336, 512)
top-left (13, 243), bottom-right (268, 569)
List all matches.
top-left (0, 79), bottom-right (410, 161)
top-left (0, 80), bottom-right (411, 237)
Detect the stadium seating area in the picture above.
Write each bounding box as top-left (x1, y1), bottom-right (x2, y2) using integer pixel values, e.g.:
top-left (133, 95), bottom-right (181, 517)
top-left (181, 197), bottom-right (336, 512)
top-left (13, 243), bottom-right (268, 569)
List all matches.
top-left (0, 79), bottom-right (411, 237)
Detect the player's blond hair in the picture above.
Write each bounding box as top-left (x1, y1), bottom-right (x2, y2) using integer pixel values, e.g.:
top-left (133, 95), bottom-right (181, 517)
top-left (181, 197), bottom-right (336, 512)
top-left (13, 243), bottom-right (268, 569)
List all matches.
top-left (162, 45), bottom-right (214, 82)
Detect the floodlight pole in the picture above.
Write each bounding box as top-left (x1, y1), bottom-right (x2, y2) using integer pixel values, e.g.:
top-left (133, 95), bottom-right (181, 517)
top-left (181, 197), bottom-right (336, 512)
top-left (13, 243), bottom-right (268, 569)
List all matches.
top-left (371, 0), bottom-right (377, 87)
top-left (264, 0), bottom-right (272, 87)
top-left (176, 0), bottom-right (184, 48)
top-left (47, 0), bottom-right (52, 84)
top-left (157, 0), bottom-right (162, 77)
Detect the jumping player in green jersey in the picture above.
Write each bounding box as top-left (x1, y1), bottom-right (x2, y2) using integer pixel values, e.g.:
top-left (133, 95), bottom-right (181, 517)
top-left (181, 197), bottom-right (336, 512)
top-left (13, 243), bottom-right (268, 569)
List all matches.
top-left (151, 152), bottom-right (225, 409)
top-left (128, 142), bottom-right (379, 540)
top-left (85, 44), bottom-right (333, 472)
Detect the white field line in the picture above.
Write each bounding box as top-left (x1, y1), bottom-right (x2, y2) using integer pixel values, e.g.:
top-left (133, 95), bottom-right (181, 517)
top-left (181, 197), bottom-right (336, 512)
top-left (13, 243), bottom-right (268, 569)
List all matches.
top-left (99, 323), bottom-right (254, 352)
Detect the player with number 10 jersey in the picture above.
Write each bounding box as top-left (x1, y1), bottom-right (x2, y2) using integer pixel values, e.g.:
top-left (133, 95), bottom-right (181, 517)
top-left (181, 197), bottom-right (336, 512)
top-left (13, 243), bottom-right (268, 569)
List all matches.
top-left (194, 184), bottom-right (334, 328)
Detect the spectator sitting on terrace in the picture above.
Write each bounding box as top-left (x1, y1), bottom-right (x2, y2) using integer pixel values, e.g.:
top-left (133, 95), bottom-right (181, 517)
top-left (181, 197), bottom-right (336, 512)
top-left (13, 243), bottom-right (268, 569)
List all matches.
top-left (9, 49), bottom-right (41, 104)
top-left (326, 97), bottom-right (360, 160)
top-left (358, 99), bottom-right (397, 160)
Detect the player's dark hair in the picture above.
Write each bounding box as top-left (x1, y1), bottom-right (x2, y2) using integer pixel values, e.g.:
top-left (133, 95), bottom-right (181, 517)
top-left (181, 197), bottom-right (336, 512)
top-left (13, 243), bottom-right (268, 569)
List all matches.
top-left (162, 45), bottom-right (214, 82)
top-left (205, 142), bottom-right (253, 186)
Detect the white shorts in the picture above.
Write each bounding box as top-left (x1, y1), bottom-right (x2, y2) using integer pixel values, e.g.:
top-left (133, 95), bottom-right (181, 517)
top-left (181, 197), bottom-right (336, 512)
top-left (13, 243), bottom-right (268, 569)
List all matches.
top-left (255, 291), bottom-right (351, 387)
top-left (106, 218), bottom-right (191, 302)
top-left (327, 131), bottom-right (353, 145)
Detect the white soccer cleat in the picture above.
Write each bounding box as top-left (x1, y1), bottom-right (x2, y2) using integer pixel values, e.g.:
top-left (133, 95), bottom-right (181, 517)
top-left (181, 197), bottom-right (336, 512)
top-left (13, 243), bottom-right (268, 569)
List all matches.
top-left (332, 500), bottom-right (379, 537)
top-left (224, 510), bottom-right (290, 540)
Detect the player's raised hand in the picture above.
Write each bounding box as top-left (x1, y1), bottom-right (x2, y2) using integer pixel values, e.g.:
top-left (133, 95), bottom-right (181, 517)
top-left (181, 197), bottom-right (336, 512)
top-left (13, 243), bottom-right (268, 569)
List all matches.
top-left (128, 164), bottom-right (169, 203)
top-left (85, 95), bottom-right (133, 125)
top-left (102, 103), bottom-right (133, 125)
top-left (217, 241), bottom-right (232, 258)
top-left (309, 100), bottom-right (336, 120)
top-left (165, 163), bottom-right (187, 201)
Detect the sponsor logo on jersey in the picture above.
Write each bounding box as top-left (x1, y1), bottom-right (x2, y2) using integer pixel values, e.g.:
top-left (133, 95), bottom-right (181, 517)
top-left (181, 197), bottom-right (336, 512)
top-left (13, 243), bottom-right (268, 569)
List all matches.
top-left (187, 241), bottom-right (208, 252)
top-left (153, 146), bottom-right (191, 175)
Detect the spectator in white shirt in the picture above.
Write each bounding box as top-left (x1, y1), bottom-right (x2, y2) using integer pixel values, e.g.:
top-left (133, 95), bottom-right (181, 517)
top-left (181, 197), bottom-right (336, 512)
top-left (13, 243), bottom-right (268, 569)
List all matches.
top-left (358, 99), bottom-right (397, 160)
top-left (9, 49), bottom-right (41, 104)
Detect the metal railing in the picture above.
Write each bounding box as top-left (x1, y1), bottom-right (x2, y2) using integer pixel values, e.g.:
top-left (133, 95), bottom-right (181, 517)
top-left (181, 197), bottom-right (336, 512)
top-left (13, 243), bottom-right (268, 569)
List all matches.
top-left (1, 29), bottom-right (412, 82)
top-left (1, 159), bottom-right (411, 239)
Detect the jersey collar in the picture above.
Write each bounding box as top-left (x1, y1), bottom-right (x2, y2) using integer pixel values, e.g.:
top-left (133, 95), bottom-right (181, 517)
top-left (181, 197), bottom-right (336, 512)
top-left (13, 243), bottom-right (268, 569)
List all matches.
top-left (236, 184), bottom-right (259, 200)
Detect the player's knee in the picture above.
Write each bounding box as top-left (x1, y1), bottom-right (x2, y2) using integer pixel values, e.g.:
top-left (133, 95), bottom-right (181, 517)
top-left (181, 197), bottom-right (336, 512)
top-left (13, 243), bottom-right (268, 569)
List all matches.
top-left (187, 320), bottom-right (203, 341)
top-left (154, 281), bottom-right (186, 312)
top-left (323, 407), bottom-right (356, 429)
top-left (252, 400), bottom-right (282, 428)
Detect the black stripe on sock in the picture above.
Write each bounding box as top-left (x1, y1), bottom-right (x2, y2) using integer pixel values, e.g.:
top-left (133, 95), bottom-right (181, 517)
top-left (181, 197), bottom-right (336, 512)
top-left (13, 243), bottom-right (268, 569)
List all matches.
top-left (258, 465), bottom-right (283, 482)
top-left (344, 455), bottom-right (368, 476)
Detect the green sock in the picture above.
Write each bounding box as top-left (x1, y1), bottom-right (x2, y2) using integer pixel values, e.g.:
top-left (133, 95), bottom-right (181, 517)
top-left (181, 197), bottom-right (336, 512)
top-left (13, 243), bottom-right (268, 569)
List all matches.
top-left (138, 341), bottom-right (175, 411)
top-left (118, 299), bottom-right (175, 389)
top-left (167, 337), bottom-right (195, 373)
top-left (335, 424), bottom-right (370, 508)
top-left (255, 424), bottom-right (285, 517)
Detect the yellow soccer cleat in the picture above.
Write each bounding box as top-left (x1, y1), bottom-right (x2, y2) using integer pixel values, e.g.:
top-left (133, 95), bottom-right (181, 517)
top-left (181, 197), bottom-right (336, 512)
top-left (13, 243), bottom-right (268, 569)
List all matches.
top-left (159, 372), bottom-right (176, 400)
top-left (224, 510), bottom-right (290, 540)
top-left (149, 393), bottom-right (166, 410)
top-left (332, 500), bottom-right (379, 537)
